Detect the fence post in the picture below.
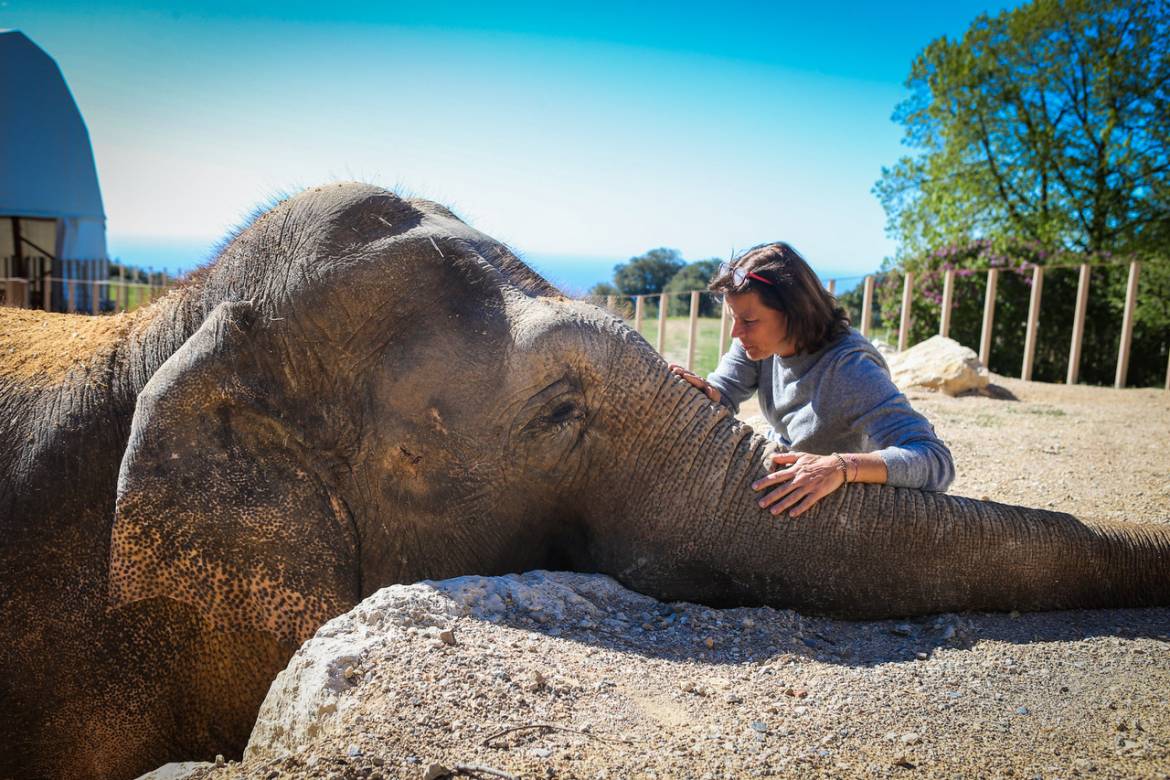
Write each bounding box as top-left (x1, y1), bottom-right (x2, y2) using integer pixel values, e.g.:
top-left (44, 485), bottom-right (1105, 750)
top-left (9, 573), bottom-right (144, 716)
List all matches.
top-left (1021, 265), bottom-right (1044, 381)
top-left (686, 292), bottom-right (700, 370)
top-left (1067, 263), bottom-right (1090, 385)
top-left (979, 268), bottom-right (998, 367)
top-left (939, 269), bottom-right (955, 338)
top-left (44, 257), bottom-right (52, 312)
top-left (90, 262), bottom-right (99, 314)
top-left (1115, 261), bottom-right (1140, 389)
top-left (827, 279), bottom-right (836, 296)
top-left (634, 295), bottom-right (644, 334)
top-left (657, 293), bottom-right (669, 353)
top-left (897, 272), bottom-right (913, 351)
top-left (719, 298), bottom-right (731, 357)
top-left (66, 260), bottom-right (76, 313)
top-left (606, 294), bottom-right (616, 313)
top-left (860, 275), bottom-right (874, 337)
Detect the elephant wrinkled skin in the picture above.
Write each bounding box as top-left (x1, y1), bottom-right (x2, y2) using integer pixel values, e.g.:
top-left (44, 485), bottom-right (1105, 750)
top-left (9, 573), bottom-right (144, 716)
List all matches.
top-left (1, 183), bottom-right (1167, 779)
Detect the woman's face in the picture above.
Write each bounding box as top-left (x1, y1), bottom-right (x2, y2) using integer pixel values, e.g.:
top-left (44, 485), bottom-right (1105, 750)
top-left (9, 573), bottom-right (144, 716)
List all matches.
top-left (726, 290), bottom-right (796, 359)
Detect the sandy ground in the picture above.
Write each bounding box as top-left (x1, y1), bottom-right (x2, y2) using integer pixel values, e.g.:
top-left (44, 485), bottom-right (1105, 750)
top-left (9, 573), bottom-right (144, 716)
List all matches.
top-left (179, 376), bottom-right (1170, 780)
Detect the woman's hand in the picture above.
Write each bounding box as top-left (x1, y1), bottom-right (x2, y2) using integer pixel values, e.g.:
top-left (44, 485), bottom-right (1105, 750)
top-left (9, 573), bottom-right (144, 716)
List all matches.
top-left (668, 363), bottom-right (721, 404)
top-left (753, 452), bottom-right (845, 518)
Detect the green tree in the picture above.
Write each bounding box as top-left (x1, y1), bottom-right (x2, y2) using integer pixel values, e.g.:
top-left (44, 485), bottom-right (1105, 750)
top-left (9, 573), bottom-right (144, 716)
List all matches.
top-left (587, 281), bottom-right (620, 297)
top-left (874, 0), bottom-right (1170, 259)
top-left (664, 259), bottom-right (721, 315)
top-left (872, 0), bottom-right (1170, 387)
top-left (612, 248), bottom-right (686, 296)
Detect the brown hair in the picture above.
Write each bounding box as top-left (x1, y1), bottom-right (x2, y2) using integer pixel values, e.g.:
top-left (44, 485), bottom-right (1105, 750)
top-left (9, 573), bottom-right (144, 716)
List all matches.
top-left (709, 241), bottom-right (850, 354)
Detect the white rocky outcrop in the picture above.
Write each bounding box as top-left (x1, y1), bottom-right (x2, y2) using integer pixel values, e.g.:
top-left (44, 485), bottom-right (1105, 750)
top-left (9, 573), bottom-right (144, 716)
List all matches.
top-left (243, 572), bottom-right (651, 762)
top-left (883, 335), bottom-right (989, 396)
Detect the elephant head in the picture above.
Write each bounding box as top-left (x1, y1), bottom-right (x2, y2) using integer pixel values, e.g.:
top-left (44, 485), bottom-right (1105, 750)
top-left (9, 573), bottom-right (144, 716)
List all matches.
top-left (99, 182), bottom-right (1168, 773)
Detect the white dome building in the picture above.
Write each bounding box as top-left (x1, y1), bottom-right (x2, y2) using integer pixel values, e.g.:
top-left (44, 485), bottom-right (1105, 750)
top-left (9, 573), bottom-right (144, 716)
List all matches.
top-left (0, 29), bottom-right (108, 311)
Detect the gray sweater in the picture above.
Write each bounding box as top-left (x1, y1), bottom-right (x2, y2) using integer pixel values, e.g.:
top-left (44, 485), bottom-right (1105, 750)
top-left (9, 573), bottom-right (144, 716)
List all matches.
top-left (705, 329), bottom-right (955, 491)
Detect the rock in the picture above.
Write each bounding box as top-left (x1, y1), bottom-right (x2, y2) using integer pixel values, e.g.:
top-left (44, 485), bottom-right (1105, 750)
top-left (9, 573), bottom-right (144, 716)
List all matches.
top-left (901, 732), bottom-right (921, 745)
top-left (133, 762), bottom-right (215, 780)
top-left (892, 624), bottom-right (914, 637)
top-left (884, 335), bottom-right (990, 396)
top-left (526, 670), bottom-right (548, 691)
top-left (438, 628), bottom-right (456, 645)
top-left (422, 763), bottom-right (449, 780)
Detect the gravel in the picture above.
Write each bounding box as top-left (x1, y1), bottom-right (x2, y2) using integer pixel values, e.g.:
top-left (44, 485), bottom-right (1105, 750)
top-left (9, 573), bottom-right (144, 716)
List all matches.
top-left (179, 375), bottom-right (1169, 780)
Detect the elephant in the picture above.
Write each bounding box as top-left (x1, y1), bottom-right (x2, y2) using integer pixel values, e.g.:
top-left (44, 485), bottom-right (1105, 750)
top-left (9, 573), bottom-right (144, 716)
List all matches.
top-left (1, 182), bottom-right (1167, 780)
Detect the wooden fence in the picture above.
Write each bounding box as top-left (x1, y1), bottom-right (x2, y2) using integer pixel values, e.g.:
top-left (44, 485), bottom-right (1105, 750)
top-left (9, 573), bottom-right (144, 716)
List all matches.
top-left (598, 258), bottom-right (1167, 391)
top-left (3, 255), bottom-right (1165, 390)
top-left (0, 257), bottom-right (177, 314)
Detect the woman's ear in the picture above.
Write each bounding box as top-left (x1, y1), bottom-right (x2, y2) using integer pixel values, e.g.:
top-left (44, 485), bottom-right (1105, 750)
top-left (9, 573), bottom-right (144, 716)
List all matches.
top-left (110, 301), bottom-right (359, 648)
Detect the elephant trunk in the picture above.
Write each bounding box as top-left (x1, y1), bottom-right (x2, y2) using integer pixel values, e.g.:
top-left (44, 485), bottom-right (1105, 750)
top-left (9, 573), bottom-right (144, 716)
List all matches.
top-left (588, 360), bottom-right (1170, 619)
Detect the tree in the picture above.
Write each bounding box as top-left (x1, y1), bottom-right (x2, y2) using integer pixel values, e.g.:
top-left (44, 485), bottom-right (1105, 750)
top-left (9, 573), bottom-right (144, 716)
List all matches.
top-left (872, 0), bottom-right (1170, 387)
top-left (587, 281), bottom-right (620, 297)
top-left (874, 0), bottom-right (1170, 259)
top-left (664, 258), bottom-right (722, 315)
top-left (612, 248), bottom-right (686, 296)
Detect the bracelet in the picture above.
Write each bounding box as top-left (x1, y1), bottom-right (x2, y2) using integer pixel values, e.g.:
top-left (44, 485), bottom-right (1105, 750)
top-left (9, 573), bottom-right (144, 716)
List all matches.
top-left (831, 452), bottom-right (850, 483)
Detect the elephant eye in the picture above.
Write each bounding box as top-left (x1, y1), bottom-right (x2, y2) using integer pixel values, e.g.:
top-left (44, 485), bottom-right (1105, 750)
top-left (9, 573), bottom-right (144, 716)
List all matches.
top-left (544, 401), bottom-right (583, 426)
top-left (514, 378), bottom-right (588, 438)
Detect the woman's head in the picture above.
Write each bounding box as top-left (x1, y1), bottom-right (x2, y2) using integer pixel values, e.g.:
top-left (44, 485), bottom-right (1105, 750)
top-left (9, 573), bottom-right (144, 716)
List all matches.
top-left (709, 242), bottom-right (850, 358)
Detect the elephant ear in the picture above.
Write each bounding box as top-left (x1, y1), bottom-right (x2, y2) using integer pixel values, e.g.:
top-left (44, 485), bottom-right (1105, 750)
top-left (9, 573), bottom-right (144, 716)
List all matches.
top-left (110, 301), bottom-right (358, 648)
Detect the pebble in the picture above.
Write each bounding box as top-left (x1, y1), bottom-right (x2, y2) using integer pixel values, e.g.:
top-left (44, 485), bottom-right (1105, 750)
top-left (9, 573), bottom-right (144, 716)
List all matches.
top-left (438, 628), bottom-right (456, 645)
top-left (901, 732), bottom-right (922, 745)
top-left (422, 764), bottom-right (449, 780)
top-left (750, 721), bottom-right (767, 733)
top-left (1017, 706), bottom-right (1030, 715)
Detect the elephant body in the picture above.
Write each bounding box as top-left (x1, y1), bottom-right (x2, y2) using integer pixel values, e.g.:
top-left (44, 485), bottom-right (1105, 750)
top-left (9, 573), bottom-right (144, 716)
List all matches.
top-left (1, 183), bottom-right (1167, 779)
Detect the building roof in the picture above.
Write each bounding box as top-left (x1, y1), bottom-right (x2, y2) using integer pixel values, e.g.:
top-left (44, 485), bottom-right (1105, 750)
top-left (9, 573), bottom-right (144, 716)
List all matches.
top-left (0, 29), bottom-right (105, 221)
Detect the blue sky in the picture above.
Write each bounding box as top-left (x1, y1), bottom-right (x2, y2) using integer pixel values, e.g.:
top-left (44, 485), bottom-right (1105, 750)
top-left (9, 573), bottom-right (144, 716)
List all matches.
top-left (4, 1), bottom-right (1021, 292)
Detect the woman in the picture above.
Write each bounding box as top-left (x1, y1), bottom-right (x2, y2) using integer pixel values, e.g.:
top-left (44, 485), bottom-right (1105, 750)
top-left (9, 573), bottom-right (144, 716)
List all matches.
top-left (670, 241), bottom-right (954, 518)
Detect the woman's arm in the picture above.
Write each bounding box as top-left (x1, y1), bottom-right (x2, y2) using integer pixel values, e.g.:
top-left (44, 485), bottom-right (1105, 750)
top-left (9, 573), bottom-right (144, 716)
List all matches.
top-left (834, 350), bottom-right (955, 491)
top-left (669, 339), bottom-right (759, 413)
top-left (754, 344), bottom-right (954, 518)
top-left (753, 451), bottom-right (888, 518)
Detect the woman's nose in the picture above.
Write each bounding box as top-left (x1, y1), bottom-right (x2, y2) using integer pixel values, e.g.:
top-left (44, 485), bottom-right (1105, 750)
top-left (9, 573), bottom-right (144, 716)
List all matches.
top-left (730, 320), bottom-right (744, 339)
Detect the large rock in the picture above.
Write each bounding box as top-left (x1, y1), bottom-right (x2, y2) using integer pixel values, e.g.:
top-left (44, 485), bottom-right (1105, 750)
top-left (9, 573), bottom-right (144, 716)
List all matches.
top-left (243, 571), bottom-right (672, 762)
top-left (884, 335), bottom-right (989, 396)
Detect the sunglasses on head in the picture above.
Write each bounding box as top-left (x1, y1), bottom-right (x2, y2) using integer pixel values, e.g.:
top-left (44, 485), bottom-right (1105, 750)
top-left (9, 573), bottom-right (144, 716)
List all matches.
top-left (719, 261), bottom-right (775, 287)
